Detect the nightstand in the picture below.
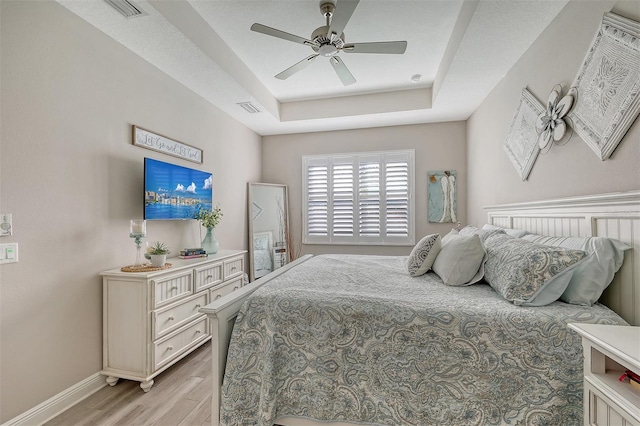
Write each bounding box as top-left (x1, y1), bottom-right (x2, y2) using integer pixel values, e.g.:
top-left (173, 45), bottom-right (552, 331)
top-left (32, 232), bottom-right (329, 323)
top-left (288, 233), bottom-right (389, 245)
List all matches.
top-left (569, 323), bottom-right (640, 426)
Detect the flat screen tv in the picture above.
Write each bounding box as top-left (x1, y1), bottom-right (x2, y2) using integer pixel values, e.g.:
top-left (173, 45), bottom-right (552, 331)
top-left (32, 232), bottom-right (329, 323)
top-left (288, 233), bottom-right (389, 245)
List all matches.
top-left (144, 157), bottom-right (213, 220)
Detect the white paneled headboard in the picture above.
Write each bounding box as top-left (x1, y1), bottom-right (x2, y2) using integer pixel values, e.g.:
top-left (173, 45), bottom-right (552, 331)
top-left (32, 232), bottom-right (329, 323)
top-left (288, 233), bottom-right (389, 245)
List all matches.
top-left (485, 191), bottom-right (640, 326)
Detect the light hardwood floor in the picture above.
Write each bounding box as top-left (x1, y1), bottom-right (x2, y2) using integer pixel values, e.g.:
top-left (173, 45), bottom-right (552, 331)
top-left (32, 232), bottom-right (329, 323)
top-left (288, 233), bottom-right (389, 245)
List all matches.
top-left (45, 342), bottom-right (213, 426)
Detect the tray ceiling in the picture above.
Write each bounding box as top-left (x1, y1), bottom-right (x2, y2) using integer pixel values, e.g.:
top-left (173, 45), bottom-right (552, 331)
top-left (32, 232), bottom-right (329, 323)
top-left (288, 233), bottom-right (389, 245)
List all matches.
top-left (57, 0), bottom-right (568, 135)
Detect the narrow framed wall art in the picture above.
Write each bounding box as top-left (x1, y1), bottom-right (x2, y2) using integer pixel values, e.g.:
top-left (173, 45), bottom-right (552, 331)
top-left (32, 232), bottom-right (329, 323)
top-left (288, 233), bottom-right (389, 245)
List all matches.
top-left (132, 125), bottom-right (203, 164)
top-left (428, 170), bottom-right (457, 223)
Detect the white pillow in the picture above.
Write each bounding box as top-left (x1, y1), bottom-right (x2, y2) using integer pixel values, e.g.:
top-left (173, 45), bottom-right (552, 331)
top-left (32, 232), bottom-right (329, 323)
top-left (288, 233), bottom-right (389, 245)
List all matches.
top-left (521, 234), bottom-right (630, 305)
top-left (458, 225), bottom-right (505, 242)
top-left (407, 234), bottom-right (442, 276)
top-left (482, 223), bottom-right (528, 238)
top-left (442, 229), bottom-right (459, 243)
top-left (432, 234), bottom-right (486, 286)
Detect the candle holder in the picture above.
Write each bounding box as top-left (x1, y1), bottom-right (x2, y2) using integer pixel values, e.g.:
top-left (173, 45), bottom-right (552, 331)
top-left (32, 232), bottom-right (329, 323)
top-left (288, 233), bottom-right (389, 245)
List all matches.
top-left (130, 219), bottom-right (147, 266)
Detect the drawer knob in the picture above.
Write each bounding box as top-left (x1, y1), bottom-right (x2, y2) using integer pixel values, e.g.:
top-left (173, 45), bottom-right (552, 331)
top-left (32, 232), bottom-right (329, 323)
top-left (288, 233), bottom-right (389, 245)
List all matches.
top-left (170, 286), bottom-right (178, 291)
top-left (196, 329), bottom-right (202, 334)
top-left (195, 304), bottom-right (201, 308)
top-left (206, 275), bottom-right (213, 280)
top-left (215, 294), bottom-right (222, 300)
top-left (167, 346), bottom-right (173, 351)
top-left (233, 286), bottom-right (239, 291)
top-left (168, 316), bottom-right (174, 321)
top-left (231, 267), bottom-right (237, 271)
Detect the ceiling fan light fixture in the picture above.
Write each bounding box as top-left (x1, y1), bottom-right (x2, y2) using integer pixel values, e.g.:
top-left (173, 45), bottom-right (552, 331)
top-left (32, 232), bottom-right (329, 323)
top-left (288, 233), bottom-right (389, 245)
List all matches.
top-left (318, 44), bottom-right (339, 57)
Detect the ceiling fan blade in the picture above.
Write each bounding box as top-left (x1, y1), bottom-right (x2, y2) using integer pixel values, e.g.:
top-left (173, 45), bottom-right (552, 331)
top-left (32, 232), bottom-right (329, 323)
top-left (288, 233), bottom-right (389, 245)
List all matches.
top-left (330, 56), bottom-right (356, 86)
top-left (275, 55), bottom-right (319, 80)
top-left (328, 0), bottom-right (360, 40)
top-left (251, 23), bottom-right (317, 47)
top-left (342, 41), bottom-right (407, 54)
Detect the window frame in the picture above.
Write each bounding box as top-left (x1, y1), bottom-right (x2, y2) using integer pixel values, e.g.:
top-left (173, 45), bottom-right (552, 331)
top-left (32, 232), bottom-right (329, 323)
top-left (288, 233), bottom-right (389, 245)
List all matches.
top-left (302, 149), bottom-right (415, 246)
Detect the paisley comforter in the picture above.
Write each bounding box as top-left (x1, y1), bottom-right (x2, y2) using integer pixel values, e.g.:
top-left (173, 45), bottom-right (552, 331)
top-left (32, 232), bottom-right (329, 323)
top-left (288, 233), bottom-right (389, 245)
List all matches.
top-left (221, 254), bottom-right (627, 426)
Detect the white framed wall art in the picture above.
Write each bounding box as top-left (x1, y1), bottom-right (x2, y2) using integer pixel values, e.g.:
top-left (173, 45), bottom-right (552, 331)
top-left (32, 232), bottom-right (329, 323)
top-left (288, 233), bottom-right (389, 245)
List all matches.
top-left (503, 88), bottom-right (545, 181)
top-left (569, 12), bottom-right (640, 160)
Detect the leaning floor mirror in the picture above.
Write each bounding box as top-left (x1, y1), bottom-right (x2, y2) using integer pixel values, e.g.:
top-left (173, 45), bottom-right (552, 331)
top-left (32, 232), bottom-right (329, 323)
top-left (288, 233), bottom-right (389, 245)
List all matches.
top-left (247, 183), bottom-right (289, 281)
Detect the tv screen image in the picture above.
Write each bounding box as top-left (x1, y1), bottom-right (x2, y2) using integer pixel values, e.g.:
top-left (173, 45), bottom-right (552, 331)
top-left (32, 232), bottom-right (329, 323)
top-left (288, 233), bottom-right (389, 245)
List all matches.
top-left (144, 157), bottom-right (213, 220)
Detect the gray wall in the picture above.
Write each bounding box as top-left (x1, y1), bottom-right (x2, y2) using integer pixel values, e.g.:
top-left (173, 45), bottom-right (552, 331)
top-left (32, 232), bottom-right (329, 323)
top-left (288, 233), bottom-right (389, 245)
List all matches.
top-left (4, 0), bottom-right (640, 421)
top-left (0, 1), bottom-right (261, 421)
top-left (263, 121), bottom-right (467, 257)
top-left (467, 0), bottom-right (640, 225)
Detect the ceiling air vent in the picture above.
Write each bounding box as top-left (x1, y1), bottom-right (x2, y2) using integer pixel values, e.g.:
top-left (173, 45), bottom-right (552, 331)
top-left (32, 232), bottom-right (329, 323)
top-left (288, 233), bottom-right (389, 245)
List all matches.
top-left (104, 0), bottom-right (147, 19)
top-left (237, 102), bottom-right (261, 114)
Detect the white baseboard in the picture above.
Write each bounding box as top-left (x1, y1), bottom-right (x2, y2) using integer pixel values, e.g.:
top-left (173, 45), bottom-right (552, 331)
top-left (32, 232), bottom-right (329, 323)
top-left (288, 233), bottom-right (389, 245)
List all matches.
top-left (2, 373), bottom-right (106, 426)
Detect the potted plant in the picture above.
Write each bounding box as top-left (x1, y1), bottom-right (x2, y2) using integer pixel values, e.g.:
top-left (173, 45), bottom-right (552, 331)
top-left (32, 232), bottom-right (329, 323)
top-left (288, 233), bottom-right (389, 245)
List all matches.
top-left (194, 205), bottom-right (223, 254)
top-left (148, 241), bottom-right (170, 267)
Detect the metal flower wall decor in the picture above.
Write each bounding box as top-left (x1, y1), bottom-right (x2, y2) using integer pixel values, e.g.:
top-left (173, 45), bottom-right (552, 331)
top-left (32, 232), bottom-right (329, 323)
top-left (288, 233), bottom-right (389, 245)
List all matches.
top-left (535, 84), bottom-right (576, 154)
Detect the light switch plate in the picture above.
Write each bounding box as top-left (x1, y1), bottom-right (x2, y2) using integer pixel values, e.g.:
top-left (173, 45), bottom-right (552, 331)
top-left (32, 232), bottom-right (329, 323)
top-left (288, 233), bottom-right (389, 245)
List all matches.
top-left (0, 243), bottom-right (18, 264)
top-left (0, 214), bottom-right (12, 236)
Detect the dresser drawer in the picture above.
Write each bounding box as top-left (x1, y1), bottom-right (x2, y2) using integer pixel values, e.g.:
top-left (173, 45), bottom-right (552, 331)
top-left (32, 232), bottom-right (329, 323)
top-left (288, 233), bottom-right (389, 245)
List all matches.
top-left (152, 271), bottom-right (193, 308)
top-left (153, 292), bottom-right (207, 340)
top-left (223, 257), bottom-right (244, 279)
top-left (587, 381), bottom-right (640, 426)
top-left (209, 276), bottom-right (243, 302)
top-left (153, 317), bottom-right (208, 370)
top-left (194, 262), bottom-right (223, 292)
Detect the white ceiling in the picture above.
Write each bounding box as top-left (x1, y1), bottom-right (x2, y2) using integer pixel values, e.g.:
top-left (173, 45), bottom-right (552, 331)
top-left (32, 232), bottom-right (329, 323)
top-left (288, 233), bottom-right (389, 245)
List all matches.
top-left (57, 0), bottom-right (568, 136)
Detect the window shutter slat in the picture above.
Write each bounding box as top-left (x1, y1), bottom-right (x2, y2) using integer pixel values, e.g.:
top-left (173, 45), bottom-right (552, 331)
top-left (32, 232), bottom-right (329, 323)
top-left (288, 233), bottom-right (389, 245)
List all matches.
top-left (307, 163), bottom-right (328, 236)
top-left (358, 161), bottom-right (380, 236)
top-left (385, 160), bottom-right (409, 237)
top-left (332, 163), bottom-right (354, 236)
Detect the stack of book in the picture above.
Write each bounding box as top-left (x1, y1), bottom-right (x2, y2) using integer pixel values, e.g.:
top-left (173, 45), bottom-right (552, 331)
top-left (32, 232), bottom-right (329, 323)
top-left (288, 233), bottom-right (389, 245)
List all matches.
top-left (179, 248), bottom-right (208, 259)
top-left (619, 369), bottom-right (640, 391)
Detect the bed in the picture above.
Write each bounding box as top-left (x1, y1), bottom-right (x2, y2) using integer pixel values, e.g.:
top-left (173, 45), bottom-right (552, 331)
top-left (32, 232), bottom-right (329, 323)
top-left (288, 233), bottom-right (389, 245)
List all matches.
top-left (201, 191), bottom-right (640, 426)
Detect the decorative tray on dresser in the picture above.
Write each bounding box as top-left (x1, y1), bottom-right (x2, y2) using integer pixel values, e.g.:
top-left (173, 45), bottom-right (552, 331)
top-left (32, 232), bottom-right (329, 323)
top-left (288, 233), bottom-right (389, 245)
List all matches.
top-left (100, 249), bottom-right (246, 391)
top-left (569, 323), bottom-right (640, 426)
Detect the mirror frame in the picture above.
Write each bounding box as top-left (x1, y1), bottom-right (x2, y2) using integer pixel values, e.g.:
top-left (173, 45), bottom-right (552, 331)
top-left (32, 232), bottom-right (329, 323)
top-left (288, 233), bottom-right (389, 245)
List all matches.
top-left (247, 182), bottom-right (289, 282)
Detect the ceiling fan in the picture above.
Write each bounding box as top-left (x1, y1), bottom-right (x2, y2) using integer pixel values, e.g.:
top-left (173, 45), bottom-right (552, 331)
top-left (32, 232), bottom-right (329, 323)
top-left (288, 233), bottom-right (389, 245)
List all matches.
top-left (250, 0), bottom-right (407, 86)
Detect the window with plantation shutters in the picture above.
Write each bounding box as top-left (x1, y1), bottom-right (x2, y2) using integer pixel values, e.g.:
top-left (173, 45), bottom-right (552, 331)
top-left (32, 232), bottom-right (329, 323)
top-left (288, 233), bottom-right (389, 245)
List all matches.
top-left (302, 150), bottom-right (414, 245)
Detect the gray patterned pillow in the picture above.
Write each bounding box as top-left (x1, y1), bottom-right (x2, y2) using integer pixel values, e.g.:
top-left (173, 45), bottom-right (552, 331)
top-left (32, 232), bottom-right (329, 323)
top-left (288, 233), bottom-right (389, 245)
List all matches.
top-left (521, 234), bottom-right (630, 306)
top-left (483, 233), bottom-right (588, 306)
top-left (407, 234), bottom-right (442, 276)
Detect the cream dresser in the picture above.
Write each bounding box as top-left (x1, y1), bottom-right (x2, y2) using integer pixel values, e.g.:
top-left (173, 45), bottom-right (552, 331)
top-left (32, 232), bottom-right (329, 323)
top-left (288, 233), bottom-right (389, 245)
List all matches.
top-left (100, 249), bottom-right (246, 391)
top-left (569, 323), bottom-right (640, 426)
